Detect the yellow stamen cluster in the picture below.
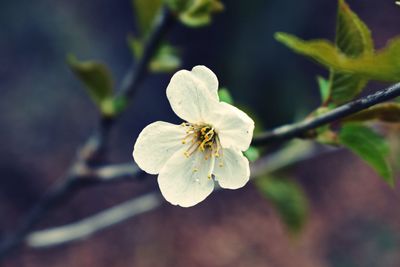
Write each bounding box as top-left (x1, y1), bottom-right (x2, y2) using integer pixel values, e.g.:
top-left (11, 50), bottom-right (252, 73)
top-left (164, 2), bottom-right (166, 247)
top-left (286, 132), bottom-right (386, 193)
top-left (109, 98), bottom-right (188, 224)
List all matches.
top-left (180, 123), bottom-right (224, 174)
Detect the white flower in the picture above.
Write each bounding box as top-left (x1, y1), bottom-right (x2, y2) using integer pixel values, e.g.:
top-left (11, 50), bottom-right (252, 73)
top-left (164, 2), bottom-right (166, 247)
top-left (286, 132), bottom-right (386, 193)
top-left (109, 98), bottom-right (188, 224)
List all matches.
top-left (133, 66), bottom-right (255, 207)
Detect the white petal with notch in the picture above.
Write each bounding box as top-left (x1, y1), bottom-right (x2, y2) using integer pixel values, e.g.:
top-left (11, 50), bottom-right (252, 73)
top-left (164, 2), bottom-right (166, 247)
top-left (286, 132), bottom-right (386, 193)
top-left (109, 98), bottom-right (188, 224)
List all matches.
top-left (191, 65), bottom-right (219, 100)
top-left (214, 148), bottom-right (250, 189)
top-left (158, 148), bottom-right (215, 207)
top-left (133, 121), bottom-right (185, 175)
top-left (207, 102), bottom-right (255, 151)
top-left (166, 68), bottom-right (218, 123)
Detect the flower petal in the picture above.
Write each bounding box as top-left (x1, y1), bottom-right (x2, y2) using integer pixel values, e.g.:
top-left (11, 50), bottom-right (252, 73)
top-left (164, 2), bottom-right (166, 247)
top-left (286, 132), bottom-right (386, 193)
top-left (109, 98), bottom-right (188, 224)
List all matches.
top-left (214, 148), bottom-right (250, 189)
top-left (133, 121), bottom-right (186, 175)
top-left (208, 102), bottom-right (255, 151)
top-left (166, 67), bottom-right (218, 123)
top-left (191, 65), bottom-right (219, 100)
top-left (158, 148), bottom-right (215, 207)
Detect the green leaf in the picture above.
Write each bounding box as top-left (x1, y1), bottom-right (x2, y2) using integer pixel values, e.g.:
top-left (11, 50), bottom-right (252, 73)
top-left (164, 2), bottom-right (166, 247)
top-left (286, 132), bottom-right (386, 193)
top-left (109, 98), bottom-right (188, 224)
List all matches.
top-left (128, 37), bottom-right (181, 73)
top-left (275, 32), bottom-right (400, 83)
top-left (344, 103), bottom-right (400, 123)
top-left (218, 87), bottom-right (234, 104)
top-left (328, 0), bottom-right (373, 105)
top-left (100, 96), bottom-right (129, 117)
top-left (339, 123), bottom-right (394, 186)
top-left (133, 0), bottom-right (162, 36)
top-left (67, 55), bottom-right (114, 113)
top-left (127, 35), bottom-right (144, 59)
top-left (166, 0), bottom-right (224, 27)
top-left (336, 0), bottom-right (374, 56)
top-left (317, 76), bottom-right (330, 103)
top-left (149, 43), bottom-right (181, 73)
top-left (180, 13), bottom-right (211, 27)
top-left (330, 72), bottom-right (367, 105)
top-left (244, 146), bottom-right (260, 162)
top-left (255, 177), bottom-right (309, 234)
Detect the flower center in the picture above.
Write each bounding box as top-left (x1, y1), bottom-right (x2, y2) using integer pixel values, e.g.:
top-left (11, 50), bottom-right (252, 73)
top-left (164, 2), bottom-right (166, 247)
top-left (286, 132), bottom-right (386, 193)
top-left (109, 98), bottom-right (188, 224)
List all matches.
top-left (181, 123), bottom-right (223, 164)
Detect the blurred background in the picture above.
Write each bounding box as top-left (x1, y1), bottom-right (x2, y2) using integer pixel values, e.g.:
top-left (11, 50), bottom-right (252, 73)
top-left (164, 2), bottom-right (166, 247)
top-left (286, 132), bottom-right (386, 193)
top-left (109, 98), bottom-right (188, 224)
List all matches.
top-left (1, 0), bottom-right (400, 266)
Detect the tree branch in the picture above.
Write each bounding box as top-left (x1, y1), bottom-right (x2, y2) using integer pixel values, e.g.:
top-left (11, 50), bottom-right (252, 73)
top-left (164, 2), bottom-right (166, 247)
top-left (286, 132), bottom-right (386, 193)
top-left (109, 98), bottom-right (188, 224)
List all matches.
top-left (89, 163), bottom-right (142, 182)
top-left (27, 193), bottom-right (162, 248)
top-left (118, 7), bottom-right (174, 100)
top-left (252, 82), bottom-right (400, 146)
top-left (3, 5), bottom-right (400, 259)
top-left (26, 141), bottom-right (332, 248)
top-left (0, 7), bottom-right (174, 261)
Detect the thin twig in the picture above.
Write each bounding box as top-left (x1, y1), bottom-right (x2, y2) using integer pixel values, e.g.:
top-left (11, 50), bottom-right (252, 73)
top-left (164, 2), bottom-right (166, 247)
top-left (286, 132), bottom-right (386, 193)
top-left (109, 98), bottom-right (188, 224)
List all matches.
top-left (252, 82), bottom-right (400, 146)
top-left (26, 141), bottom-right (331, 248)
top-left (3, 6), bottom-right (400, 259)
top-left (27, 193), bottom-right (163, 248)
top-left (0, 7), bottom-right (174, 261)
top-left (89, 163), bottom-right (142, 182)
top-left (0, 174), bottom-right (76, 257)
top-left (119, 7), bottom-right (174, 99)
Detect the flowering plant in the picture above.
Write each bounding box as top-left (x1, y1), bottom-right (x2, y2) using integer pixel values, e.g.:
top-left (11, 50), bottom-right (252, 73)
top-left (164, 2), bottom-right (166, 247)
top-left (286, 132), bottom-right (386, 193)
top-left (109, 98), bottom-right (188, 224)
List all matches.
top-left (133, 66), bottom-right (254, 207)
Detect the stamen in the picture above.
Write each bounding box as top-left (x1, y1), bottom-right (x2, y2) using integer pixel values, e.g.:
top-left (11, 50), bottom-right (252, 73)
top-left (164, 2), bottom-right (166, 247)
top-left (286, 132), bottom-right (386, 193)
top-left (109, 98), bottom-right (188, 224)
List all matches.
top-left (180, 123), bottom-right (223, 172)
top-left (199, 127), bottom-right (214, 151)
top-left (214, 136), bottom-right (224, 167)
top-left (184, 141), bottom-right (201, 157)
top-left (212, 140), bottom-right (219, 157)
top-left (204, 148), bottom-right (211, 160)
top-left (207, 154), bottom-right (216, 179)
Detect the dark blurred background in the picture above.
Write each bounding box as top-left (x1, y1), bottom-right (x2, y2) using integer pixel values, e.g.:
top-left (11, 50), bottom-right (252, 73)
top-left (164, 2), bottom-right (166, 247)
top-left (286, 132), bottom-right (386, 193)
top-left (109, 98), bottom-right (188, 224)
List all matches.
top-left (1, 0), bottom-right (400, 266)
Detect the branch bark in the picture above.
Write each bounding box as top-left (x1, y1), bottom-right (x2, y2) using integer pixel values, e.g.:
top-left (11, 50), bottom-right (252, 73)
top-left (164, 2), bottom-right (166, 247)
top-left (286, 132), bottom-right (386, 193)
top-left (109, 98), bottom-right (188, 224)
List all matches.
top-left (252, 82), bottom-right (400, 146)
top-left (0, 7), bottom-right (174, 261)
top-left (26, 141), bottom-right (331, 248)
top-left (27, 193), bottom-right (163, 248)
top-left (2, 6), bottom-right (400, 260)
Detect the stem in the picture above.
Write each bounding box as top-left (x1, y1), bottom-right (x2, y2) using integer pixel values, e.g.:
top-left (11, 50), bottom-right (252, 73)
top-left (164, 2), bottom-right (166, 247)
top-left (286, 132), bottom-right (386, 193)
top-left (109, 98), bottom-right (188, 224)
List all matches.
top-left (26, 141), bottom-right (330, 249)
top-left (0, 175), bottom-right (78, 259)
top-left (27, 193), bottom-right (163, 248)
top-left (0, 6), bottom-right (174, 261)
top-left (118, 7), bottom-right (174, 100)
top-left (252, 82), bottom-right (400, 146)
top-left (3, 5), bottom-right (400, 260)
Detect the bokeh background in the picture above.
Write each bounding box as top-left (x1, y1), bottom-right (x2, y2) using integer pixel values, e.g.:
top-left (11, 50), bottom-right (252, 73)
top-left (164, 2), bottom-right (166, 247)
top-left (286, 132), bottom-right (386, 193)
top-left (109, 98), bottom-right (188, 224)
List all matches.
top-left (1, 0), bottom-right (400, 266)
